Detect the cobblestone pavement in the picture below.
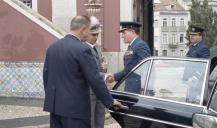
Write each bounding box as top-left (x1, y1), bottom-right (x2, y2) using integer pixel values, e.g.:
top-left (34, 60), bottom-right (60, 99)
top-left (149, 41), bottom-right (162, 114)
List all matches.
top-left (0, 97), bottom-right (121, 128)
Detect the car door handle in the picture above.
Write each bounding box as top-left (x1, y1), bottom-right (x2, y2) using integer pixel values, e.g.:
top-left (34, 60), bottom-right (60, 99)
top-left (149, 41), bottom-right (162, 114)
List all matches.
top-left (121, 105), bottom-right (129, 110)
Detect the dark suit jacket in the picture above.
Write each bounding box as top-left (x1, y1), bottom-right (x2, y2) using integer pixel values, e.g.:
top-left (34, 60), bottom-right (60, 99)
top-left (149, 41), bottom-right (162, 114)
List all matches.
top-left (84, 42), bottom-right (105, 95)
top-left (43, 34), bottom-right (113, 119)
top-left (186, 40), bottom-right (210, 58)
top-left (84, 43), bottom-right (102, 69)
top-left (114, 37), bottom-right (151, 93)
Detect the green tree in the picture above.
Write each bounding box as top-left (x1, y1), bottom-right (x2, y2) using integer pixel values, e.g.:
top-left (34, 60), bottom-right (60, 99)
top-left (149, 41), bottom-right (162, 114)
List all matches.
top-left (188, 0), bottom-right (217, 48)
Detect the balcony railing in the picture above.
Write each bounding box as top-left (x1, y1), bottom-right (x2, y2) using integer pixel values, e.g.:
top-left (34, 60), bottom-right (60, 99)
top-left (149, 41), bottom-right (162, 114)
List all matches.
top-left (161, 26), bottom-right (186, 32)
top-left (168, 43), bottom-right (178, 49)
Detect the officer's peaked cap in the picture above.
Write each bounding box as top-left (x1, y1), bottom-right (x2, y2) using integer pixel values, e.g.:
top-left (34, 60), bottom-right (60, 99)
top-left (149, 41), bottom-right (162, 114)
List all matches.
top-left (90, 16), bottom-right (102, 34)
top-left (119, 21), bottom-right (141, 32)
top-left (189, 25), bottom-right (204, 34)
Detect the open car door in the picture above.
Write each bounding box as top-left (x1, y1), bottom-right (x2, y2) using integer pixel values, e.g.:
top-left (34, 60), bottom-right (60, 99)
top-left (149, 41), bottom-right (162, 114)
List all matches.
top-left (193, 77), bottom-right (217, 128)
top-left (109, 57), bottom-right (212, 128)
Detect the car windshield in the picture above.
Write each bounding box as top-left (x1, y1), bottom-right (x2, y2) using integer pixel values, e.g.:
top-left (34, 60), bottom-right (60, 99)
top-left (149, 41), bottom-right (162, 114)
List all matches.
top-left (116, 59), bottom-right (208, 105)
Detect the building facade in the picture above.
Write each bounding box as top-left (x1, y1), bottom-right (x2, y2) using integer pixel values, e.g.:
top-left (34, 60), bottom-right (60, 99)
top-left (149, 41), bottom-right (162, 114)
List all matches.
top-left (154, 0), bottom-right (189, 56)
top-left (1, 0), bottom-right (153, 98)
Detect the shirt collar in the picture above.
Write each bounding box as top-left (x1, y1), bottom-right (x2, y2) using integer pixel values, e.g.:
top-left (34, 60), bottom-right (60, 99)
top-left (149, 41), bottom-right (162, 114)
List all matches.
top-left (85, 42), bottom-right (94, 48)
top-left (129, 36), bottom-right (138, 46)
top-left (68, 33), bottom-right (81, 41)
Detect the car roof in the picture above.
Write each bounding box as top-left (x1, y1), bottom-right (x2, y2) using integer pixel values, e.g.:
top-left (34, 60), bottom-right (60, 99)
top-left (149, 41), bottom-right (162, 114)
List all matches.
top-left (142, 56), bottom-right (217, 74)
top-left (142, 56), bottom-right (210, 63)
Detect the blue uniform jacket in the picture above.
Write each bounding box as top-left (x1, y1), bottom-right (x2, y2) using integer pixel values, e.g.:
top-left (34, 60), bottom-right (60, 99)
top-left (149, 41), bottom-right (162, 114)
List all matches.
top-left (43, 34), bottom-right (113, 119)
top-left (186, 40), bottom-right (210, 58)
top-left (114, 37), bottom-right (151, 93)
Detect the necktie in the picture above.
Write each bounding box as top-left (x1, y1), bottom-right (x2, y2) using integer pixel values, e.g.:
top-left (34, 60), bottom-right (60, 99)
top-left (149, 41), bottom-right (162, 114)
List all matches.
top-left (93, 46), bottom-right (98, 54)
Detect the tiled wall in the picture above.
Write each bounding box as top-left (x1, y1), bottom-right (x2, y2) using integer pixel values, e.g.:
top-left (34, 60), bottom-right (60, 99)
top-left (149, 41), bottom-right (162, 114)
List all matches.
top-left (0, 62), bottom-right (44, 98)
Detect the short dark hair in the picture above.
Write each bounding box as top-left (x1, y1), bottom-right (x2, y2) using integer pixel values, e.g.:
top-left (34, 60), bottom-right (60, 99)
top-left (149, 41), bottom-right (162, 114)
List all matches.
top-left (132, 27), bottom-right (140, 35)
top-left (70, 15), bottom-right (90, 31)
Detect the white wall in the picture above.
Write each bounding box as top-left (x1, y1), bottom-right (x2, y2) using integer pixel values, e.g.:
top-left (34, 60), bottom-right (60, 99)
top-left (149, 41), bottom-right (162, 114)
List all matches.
top-left (120, 0), bottom-right (133, 21)
top-left (120, 0), bottom-right (134, 52)
top-left (52, 0), bottom-right (77, 32)
top-left (32, 0), bottom-right (38, 11)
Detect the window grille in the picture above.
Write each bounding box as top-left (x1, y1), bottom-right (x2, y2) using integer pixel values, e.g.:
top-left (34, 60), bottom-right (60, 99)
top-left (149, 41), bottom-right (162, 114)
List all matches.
top-left (20, 0), bottom-right (32, 8)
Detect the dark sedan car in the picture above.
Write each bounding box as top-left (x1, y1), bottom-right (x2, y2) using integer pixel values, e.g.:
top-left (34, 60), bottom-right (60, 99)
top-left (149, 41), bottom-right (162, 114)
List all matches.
top-left (109, 56), bottom-right (217, 128)
top-left (192, 78), bottom-right (217, 128)
top-left (193, 114), bottom-right (217, 128)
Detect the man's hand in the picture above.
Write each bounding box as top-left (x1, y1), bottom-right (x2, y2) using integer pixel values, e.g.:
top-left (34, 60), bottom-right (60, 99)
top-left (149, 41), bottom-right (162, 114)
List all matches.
top-left (112, 99), bottom-right (123, 110)
top-left (106, 73), bottom-right (115, 83)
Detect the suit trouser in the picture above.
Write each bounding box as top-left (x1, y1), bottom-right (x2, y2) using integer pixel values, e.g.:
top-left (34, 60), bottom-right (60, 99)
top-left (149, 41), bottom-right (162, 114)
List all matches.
top-left (50, 113), bottom-right (91, 128)
top-left (90, 94), bottom-right (105, 128)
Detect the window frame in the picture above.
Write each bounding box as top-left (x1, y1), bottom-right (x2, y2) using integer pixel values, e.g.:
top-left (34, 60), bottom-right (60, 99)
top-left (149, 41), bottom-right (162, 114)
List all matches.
top-left (179, 33), bottom-right (185, 43)
top-left (172, 18), bottom-right (176, 27)
top-left (20, 0), bottom-right (32, 8)
top-left (163, 18), bottom-right (167, 27)
top-left (162, 33), bottom-right (168, 44)
top-left (112, 57), bottom-right (210, 106)
top-left (180, 18), bottom-right (185, 26)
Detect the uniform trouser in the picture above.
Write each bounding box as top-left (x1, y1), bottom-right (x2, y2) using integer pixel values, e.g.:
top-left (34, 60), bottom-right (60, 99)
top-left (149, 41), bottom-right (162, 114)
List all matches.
top-left (50, 113), bottom-right (90, 128)
top-left (90, 94), bottom-right (105, 128)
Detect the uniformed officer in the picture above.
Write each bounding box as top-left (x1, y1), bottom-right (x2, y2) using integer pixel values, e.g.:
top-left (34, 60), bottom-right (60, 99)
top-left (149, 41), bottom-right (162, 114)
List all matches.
top-left (183, 25), bottom-right (210, 103)
top-left (186, 25), bottom-right (210, 58)
top-left (107, 21), bottom-right (151, 94)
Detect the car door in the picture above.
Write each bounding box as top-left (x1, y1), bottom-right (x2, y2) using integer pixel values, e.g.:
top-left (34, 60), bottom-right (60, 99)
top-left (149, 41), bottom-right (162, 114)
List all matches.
top-left (110, 57), bottom-right (209, 128)
top-left (193, 77), bottom-right (217, 128)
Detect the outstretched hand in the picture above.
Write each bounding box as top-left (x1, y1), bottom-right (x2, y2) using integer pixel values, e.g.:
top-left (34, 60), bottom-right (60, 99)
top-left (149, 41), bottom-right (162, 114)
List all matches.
top-left (106, 73), bottom-right (115, 83)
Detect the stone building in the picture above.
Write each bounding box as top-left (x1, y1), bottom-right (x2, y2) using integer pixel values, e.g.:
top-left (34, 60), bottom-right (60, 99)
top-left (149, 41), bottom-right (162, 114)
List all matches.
top-left (154, 0), bottom-right (189, 56)
top-left (0, 0), bottom-right (153, 98)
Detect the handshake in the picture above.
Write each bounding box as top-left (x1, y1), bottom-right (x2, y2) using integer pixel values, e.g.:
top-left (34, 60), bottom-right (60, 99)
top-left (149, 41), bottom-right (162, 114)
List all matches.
top-left (105, 73), bottom-right (115, 83)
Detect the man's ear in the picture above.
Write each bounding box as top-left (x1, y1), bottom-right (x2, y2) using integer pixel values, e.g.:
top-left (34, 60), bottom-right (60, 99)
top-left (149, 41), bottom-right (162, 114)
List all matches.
top-left (80, 25), bottom-right (88, 33)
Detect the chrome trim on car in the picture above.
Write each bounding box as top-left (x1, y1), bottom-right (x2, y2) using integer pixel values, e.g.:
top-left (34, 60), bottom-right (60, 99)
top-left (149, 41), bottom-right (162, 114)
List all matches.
top-left (144, 59), bottom-right (153, 94)
top-left (199, 62), bottom-right (210, 105)
top-left (112, 57), bottom-right (210, 106)
top-left (138, 57), bottom-right (209, 66)
top-left (110, 90), bottom-right (206, 108)
top-left (109, 110), bottom-right (193, 128)
top-left (209, 108), bottom-right (217, 114)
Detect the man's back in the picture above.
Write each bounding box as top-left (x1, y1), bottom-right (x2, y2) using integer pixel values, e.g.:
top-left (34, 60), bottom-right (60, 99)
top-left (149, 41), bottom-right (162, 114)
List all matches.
top-left (43, 34), bottom-right (113, 119)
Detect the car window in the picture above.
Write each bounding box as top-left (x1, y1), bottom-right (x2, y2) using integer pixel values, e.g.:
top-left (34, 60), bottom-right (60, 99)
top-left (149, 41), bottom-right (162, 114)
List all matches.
top-left (210, 87), bottom-right (217, 112)
top-left (145, 59), bottom-right (207, 104)
top-left (116, 60), bottom-right (151, 94)
top-left (209, 67), bottom-right (217, 94)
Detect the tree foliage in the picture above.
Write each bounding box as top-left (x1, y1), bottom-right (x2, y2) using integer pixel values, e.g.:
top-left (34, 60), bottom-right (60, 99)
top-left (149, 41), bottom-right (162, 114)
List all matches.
top-left (188, 0), bottom-right (217, 47)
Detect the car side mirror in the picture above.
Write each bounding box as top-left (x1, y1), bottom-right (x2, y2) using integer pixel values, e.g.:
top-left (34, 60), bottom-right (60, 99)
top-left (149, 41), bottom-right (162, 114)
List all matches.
top-left (193, 114), bottom-right (217, 128)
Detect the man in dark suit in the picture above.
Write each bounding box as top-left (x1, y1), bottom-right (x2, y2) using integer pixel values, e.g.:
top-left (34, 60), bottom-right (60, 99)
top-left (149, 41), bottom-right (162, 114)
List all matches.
top-left (43, 15), bottom-right (122, 128)
top-left (186, 25), bottom-right (210, 58)
top-left (84, 16), bottom-right (107, 128)
top-left (107, 21), bottom-right (151, 94)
